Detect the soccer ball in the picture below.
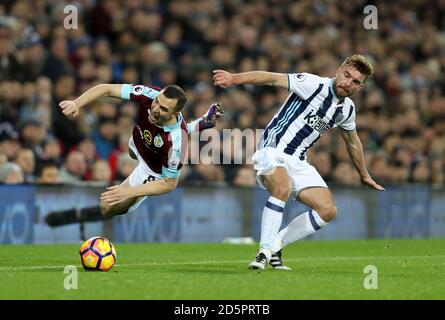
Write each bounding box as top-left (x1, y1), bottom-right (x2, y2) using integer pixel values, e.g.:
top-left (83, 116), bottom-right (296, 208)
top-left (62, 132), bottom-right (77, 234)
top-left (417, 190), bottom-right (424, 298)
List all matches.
top-left (79, 236), bottom-right (117, 271)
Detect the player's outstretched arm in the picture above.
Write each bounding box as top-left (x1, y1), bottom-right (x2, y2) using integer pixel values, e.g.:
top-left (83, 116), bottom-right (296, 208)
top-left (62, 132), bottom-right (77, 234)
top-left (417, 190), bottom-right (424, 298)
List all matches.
top-left (340, 129), bottom-right (385, 191)
top-left (213, 69), bottom-right (288, 89)
top-left (100, 177), bottom-right (178, 206)
top-left (59, 84), bottom-right (123, 119)
top-left (186, 103), bottom-right (224, 133)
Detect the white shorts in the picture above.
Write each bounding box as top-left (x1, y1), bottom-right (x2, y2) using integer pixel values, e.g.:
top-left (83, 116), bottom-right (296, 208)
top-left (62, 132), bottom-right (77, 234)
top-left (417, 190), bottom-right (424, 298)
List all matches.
top-left (252, 147), bottom-right (328, 199)
top-left (127, 137), bottom-right (163, 211)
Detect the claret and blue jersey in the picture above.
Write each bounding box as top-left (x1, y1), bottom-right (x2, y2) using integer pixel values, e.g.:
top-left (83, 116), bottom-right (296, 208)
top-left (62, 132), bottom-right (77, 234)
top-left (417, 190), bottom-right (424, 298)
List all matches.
top-left (260, 72), bottom-right (357, 160)
top-left (120, 84), bottom-right (188, 179)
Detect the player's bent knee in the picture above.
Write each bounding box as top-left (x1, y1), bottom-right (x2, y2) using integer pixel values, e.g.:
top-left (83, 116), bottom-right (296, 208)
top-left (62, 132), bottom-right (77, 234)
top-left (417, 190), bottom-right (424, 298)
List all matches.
top-left (270, 185), bottom-right (291, 201)
top-left (100, 202), bottom-right (112, 217)
top-left (317, 205), bottom-right (337, 222)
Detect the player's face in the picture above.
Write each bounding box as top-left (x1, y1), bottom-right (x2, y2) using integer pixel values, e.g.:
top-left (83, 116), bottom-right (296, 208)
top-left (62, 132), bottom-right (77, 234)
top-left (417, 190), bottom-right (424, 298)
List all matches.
top-left (334, 65), bottom-right (366, 98)
top-left (150, 92), bottom-right (179, 125)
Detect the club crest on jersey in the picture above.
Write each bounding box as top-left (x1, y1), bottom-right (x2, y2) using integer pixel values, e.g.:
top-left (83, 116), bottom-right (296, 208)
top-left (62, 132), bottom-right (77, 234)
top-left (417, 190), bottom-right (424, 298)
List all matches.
top-left (143, 130), bottom-right (152, 145)
top-left (154, 134), bottom-right (164, 148)
top-left (304, 109), bottom-right (331, 134)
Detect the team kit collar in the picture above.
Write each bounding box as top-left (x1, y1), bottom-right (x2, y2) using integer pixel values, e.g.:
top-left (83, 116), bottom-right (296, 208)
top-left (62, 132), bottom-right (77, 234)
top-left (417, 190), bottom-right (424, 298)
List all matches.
top-left (330, 78), bottom-right (345, 105)
top-left (156, 112), bottom-right (184, 132)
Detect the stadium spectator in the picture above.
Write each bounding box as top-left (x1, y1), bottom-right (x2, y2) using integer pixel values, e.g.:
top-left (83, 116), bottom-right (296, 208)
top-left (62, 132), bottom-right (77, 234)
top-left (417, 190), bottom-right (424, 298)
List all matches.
top-left (232, 165), bottom-right (256, 187)
top-left (114, 153), bottom-right (137, 182)
top-left (107, 132), bottom-right (132, 180)
top-left (332, 162), bottom-right (361, 186)
top-left (0, 23), bottom-right (20, 81)
top-left (409, 157), bottom-right (432, 183)
top-left (186, 155), bottom-right (226, 185)
top-left (91, 116), bottom-right (117, 159)
top-left (59, 150), bottom-right (87, 183)
top-left (0, 161), bottom-right (24, 184)
top-left (41, 137), bottom-right (63, 166)
top-left (35, 160), bottom-right (60, 184)
top-left (76, 137), bottom-right (98, 180)
top-left (14, 148), bottom-right (35, 183)
top-left (431, 156), bottom-right (445, 187)
top-left (309, 150), bottom-right (333, 183)
top-left (42, 35), bottom-right (73, 81)
top-left (91, 159), bottom-right (112, 183)
top-left (51, 75), bottom-right (83, 151)
top-left (16, 33), bottom-right (46, 82)
top-left (0, 0), bottom-right (444, 188)
top-left (19, 119), bottom-right (46, 159)
top-left (0, 152), bottom-right (6, 167)
top-left (0, 122), bottom-right (20, 161)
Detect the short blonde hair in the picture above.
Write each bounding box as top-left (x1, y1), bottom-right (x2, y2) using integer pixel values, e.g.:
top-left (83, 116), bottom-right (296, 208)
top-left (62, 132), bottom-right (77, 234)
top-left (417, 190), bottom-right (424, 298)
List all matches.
top-left (341, 54), bottom-right (374, 81)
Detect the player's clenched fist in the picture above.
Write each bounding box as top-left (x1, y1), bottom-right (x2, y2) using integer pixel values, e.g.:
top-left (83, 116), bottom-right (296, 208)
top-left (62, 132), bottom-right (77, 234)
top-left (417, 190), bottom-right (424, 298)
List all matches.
top-left (213, 69), bottom-right (234, 88)
top-left (59, 100), bottom-right (80, 119)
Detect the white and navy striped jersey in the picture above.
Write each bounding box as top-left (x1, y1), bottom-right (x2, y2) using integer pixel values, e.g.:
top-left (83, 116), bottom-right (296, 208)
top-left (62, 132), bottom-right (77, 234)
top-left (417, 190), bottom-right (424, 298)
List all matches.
top-left (260, 72), bottom-right (356, 160)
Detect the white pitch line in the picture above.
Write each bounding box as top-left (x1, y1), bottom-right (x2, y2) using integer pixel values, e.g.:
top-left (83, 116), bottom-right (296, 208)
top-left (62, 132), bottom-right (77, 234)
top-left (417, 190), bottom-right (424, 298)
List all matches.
top-left (0, 254), bottom-right (443, 271)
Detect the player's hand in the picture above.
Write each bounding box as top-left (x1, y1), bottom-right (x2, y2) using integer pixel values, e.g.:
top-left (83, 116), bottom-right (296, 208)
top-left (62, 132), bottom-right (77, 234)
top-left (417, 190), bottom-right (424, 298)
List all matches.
top-left (59, 100), bottom-right (80, 119)
top-left (361, 176), bottom-right (385, 191)
top-left (204, 103), bottom-right (224, 125)
top-left (213, 69), bottom-right (234, 88)
top-left (100, 185), bottom-right (135, 206)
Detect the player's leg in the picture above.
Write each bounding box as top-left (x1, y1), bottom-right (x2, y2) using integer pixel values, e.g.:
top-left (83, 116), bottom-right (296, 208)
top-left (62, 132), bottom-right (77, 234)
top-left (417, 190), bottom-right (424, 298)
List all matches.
top-left (100, 136), bottom-right (162, 217)
top-left (272, 187), bottom-right (335, 253)
top-left (100, 176), bottom-right (142, 217)
top-left (267, 187), bottom-right (334, 271)
top-left (248, 147), bottom-right (293, 270)
top-left (267, 160), bottom-right (332, 270)
top-left (298, 187), bottom-right (337, 221)
top-left (46, 146), bottom-right (148, 227)
top-left (100, 153), bottom-right (163, 217)
top-left (45, 184), bottom-right (136, 227)
top-left (260, 166), bottom-right (292, 249)
top-left (249, 167), bottom-right (291, 270)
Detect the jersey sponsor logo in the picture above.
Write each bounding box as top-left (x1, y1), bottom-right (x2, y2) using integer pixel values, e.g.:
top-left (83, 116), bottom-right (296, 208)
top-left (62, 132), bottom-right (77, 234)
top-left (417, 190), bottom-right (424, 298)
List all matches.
top-left (304, 109), bottom-right (331, 134)
top-left (143, 130), bottom-right (152, 145)
top-left (295, 73), bottom-right (306, 81)
top-left (154, 134), bottom-right (164, 148)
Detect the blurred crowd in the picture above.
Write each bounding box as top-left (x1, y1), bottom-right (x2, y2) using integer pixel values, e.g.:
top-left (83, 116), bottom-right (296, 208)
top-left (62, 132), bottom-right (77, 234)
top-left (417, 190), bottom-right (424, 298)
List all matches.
top-left (0, 0), bottom-right (445, 188)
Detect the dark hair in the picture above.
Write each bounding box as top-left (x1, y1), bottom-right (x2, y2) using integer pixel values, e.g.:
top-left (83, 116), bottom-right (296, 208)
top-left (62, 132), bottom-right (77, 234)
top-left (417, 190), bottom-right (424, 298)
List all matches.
top-left (163, 85), bottom-right (187, 112)
top-left (35, 160), bottom-right (58, 178)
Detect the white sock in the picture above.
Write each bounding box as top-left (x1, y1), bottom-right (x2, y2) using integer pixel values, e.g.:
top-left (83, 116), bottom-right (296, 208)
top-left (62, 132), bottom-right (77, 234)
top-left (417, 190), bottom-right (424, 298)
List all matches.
top-left (272, 209), bottom-right (327, 252)
top-left (259, 196), bottom-right (286, 253)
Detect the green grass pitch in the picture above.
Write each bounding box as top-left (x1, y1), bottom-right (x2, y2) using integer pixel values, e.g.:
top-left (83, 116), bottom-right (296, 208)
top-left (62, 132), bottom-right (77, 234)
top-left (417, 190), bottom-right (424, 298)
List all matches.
top-left (0, 238), bottom-right (444, 299)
